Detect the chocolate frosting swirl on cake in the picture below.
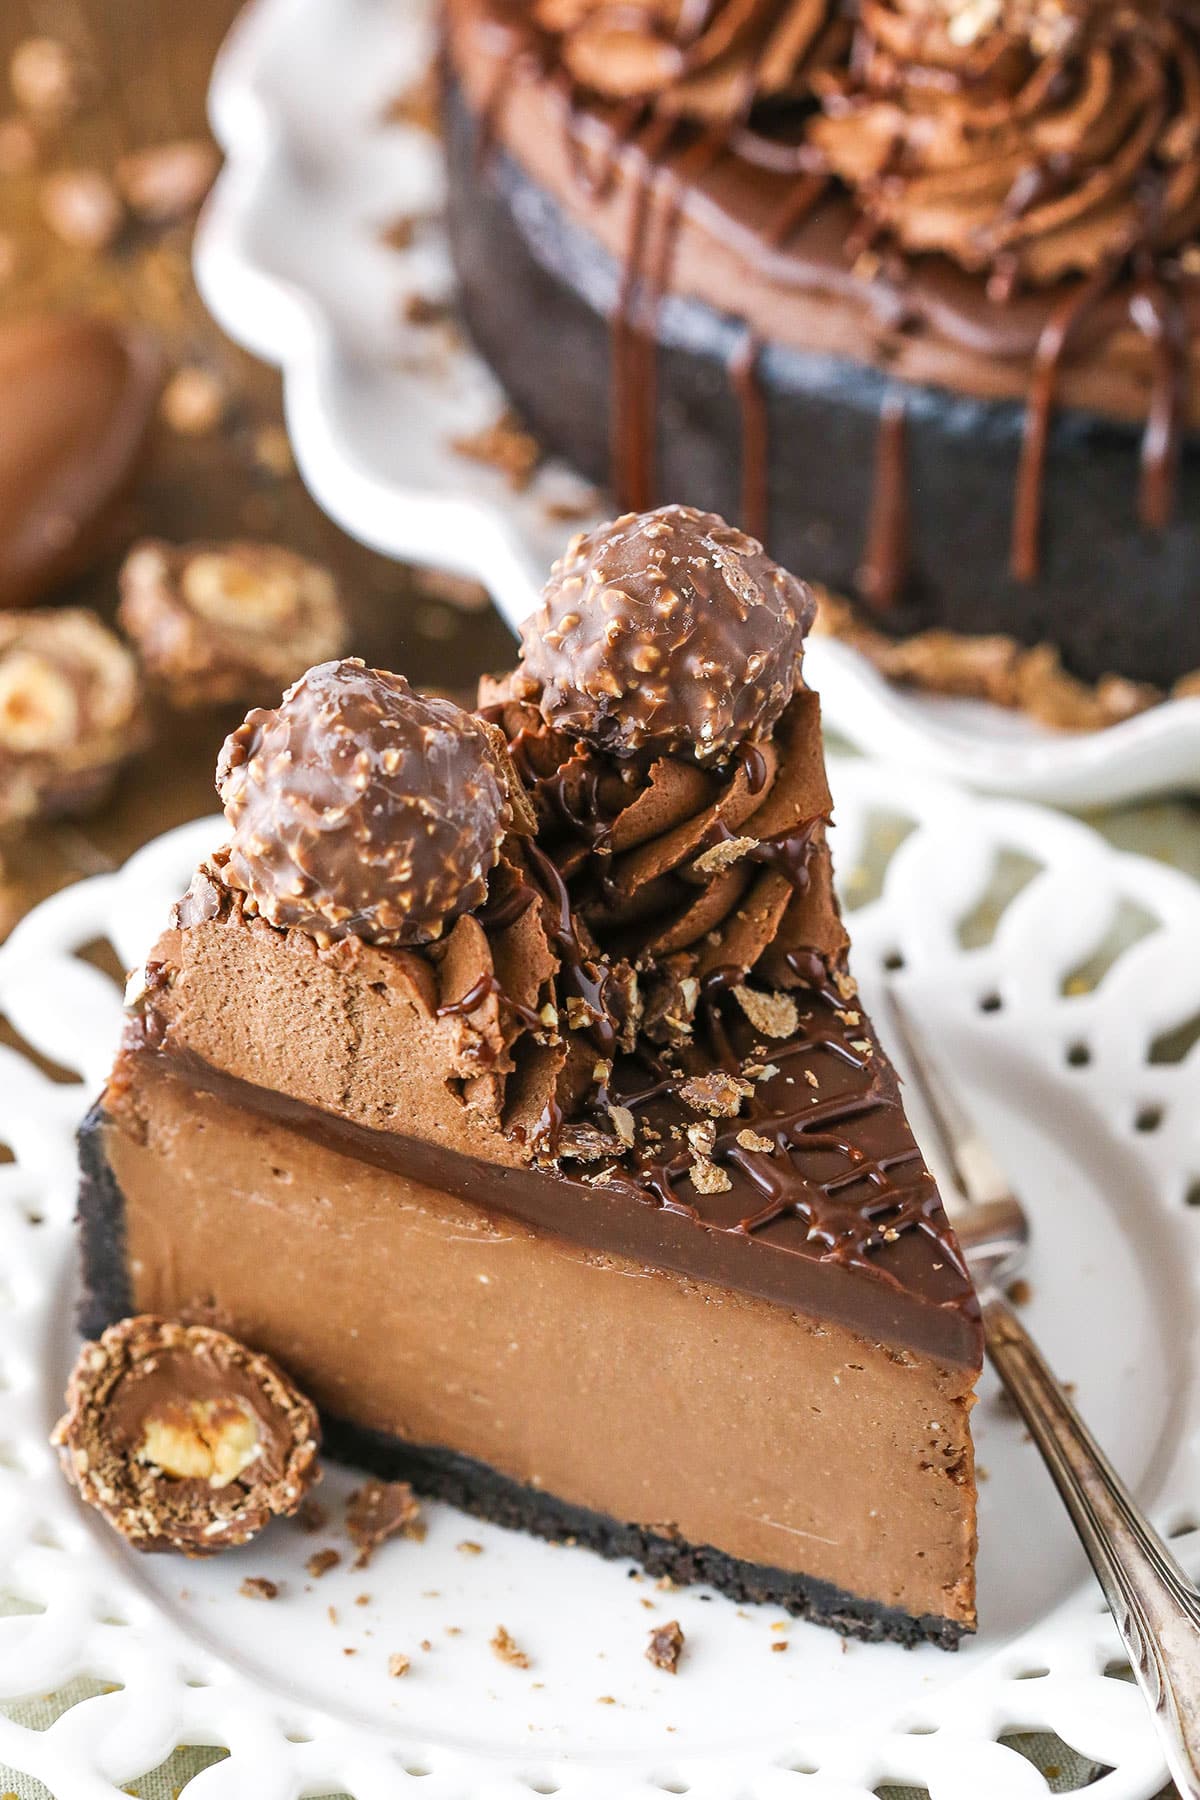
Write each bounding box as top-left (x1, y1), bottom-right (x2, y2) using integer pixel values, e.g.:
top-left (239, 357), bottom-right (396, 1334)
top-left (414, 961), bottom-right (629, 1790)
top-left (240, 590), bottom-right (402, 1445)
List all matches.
top-left (514, 506), bottom-right (815, 762)
top-left (811, 0), bottom-right (1200, 288)
top-left (216, 659), bottom-right (525, 948)
top-left (532, 0), bottom-right (841, 118)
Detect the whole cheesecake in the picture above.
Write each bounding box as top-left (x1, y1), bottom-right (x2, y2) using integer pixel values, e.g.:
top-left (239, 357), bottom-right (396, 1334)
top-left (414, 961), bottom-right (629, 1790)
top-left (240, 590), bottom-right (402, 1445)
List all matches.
top-left (78, 509), bottom-right (981, 1646)
top-left (441, 0), bottom-right (1200, 716)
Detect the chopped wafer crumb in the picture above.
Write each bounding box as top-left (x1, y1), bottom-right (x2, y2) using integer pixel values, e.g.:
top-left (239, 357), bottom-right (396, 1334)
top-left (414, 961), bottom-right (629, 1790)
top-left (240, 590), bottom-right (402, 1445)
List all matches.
top-left (451, 409), bottom-right (541, 490)
top-left (680, 1072), bottom-right (752, 1117)
top-left (388, 1652), bottom-right (411, 1678)
top-left (734, 985), bottom-right (800, 1039)
top-left (239, 1577), bottom-right (278, 1601)
top-left (690, 1156), bottom-right (732, 1194)
top-left (491, 1625), bottom-right (530, 1668)
top-left (646, 1620), bottom-right (684, 1674)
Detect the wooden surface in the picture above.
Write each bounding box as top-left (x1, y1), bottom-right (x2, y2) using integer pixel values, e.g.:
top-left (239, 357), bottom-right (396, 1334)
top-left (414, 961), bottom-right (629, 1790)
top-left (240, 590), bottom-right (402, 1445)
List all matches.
top-left (0, 0), bottom-right (516, 941)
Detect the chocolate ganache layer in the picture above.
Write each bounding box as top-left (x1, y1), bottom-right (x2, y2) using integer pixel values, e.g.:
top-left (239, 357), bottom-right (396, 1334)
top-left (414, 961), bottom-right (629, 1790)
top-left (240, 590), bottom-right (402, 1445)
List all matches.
top-left (441, 0), bottom-right (1200, 693)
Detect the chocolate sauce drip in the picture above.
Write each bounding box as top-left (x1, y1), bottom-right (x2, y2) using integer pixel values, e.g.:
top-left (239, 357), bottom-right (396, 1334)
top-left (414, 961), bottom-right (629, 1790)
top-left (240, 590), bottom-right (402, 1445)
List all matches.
top-left (730, 329), bottom-right (770, 544)
top-left (1011, 259), bottom-right (1121, 583)
top-left (857, 395), bottom-right (910, 613)
top-left (1131, 273), bottom-right (1188, 532)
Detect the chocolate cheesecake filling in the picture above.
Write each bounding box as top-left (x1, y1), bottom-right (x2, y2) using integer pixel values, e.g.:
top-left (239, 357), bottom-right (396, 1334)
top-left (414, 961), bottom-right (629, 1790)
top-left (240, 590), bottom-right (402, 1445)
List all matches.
top-left (81, 1057), bottom-right (977, 1642)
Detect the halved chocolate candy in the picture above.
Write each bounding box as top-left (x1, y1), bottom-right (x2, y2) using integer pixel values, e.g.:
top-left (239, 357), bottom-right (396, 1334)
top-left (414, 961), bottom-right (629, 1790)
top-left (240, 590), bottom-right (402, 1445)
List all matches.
top-left (52, 1316), bottom-right (321, 1555)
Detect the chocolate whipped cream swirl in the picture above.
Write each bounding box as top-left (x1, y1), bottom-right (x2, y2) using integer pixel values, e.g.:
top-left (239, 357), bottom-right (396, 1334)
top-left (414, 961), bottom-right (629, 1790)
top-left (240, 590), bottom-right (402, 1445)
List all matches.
top-left (482, 682), bottom-right (845, 1029)
top-left (811, 0), bottom-right (1200, 287)
top-left (532, 0), bottom-right (842, 121)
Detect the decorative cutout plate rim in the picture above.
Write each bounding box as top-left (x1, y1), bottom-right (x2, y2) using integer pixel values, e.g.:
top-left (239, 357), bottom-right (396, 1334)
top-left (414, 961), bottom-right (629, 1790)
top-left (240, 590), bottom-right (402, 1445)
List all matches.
top-left (190, 0), bottom-right (1200, 809)
top-left (1, 758), bottom-right (1199, 1798)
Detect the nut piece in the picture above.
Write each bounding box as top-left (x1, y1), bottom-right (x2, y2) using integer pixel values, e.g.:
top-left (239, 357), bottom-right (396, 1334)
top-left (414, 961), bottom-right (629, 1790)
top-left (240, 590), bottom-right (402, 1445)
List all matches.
top-left (51, 1316), bottom-right (321, 1556)
top-left (0, 609), bottom-right (146, 826)
top-left (119, 539), bottom-right (346, 710)
top-left (216, 659), bottom-right (526, 948)
top-left (516, 505), bottom-right (814, 761)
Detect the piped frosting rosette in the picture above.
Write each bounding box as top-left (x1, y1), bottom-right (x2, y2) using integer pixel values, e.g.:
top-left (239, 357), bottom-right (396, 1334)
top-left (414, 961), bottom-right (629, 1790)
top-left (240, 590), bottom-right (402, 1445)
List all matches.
top-left (810, 0), bottom-right (1200, 287)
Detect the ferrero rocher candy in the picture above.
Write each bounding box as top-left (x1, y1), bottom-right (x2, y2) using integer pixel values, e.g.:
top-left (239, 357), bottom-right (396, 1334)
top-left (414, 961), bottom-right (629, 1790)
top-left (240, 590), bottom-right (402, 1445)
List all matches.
top-left (118, 538), bottom-right (348, 710)
top-left (216, 659), bottom-right (529, 947)
top-left (0, 608), bottom-right (147, 826)
top-left (51, 1316), bottom-right (321, 1555)
top-left (515, 505), bottom-right (814, 761)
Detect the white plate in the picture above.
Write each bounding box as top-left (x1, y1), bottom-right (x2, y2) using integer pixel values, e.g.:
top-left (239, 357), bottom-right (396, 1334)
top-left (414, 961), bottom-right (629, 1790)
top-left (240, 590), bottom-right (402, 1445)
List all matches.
top-left (2, 759), bottom-right (1200, 1799)
top-left (192, 0), bottom-right (1200, 810)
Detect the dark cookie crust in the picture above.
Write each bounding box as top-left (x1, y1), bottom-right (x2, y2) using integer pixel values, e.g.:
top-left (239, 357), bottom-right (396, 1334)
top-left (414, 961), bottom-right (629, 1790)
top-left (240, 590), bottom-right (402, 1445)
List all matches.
top-left (76, 1103), bottom-right (967, 1648)
top-left (442, 75), bottom-right (1200, 693)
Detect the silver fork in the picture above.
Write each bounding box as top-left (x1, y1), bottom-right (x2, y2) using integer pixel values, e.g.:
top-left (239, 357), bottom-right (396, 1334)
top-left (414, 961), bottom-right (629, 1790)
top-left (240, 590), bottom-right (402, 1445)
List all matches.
top-left (883, 987), bottom-right (1200, 1800)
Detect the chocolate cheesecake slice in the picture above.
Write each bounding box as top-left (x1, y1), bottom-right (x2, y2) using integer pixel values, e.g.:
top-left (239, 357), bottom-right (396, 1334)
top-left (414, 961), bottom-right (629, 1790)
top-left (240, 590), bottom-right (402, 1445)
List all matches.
top-left (78, 509), bottom-right (981, 1647)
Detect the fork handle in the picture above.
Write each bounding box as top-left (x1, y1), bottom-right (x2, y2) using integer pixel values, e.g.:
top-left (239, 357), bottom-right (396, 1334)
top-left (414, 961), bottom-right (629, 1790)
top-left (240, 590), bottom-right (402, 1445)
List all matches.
top-left (982, 1287), bottom-right (1200, 1799)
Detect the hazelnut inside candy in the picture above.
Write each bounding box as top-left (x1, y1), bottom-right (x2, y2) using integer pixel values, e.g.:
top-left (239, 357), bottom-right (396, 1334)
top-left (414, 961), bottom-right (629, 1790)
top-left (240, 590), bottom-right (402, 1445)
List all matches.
top-left (181, 548), bottom-right (308, 629)
top-left (515, 504), bottom-right (815, 761)
top-left (52, 1316), bottom-right (321, 1555)
top-left (0, 648), bottom-right (79, 751)
top-left (216, 659), bottom-right (527, 948)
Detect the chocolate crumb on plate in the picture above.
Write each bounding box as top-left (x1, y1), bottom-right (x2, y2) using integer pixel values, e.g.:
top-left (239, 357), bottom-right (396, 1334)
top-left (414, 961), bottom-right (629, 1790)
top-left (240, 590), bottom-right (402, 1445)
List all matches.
top-left (239, 1576), bottom-right (279, 1601)
top-left (118, 539), bottom-right (346, 710)
top-left (306, 1548), bottom-right (341, 1578)
top-left (450, 409), bottom-right (541, 490)
top-left (51, 1315), bottom-right (321, 1555)
top-left (345, 1477), bottom-right (423, 1568)
top-left (646, 1620), bottom-right (685, 1674)
top-left (490, 1625), bottom-right (531, 1668)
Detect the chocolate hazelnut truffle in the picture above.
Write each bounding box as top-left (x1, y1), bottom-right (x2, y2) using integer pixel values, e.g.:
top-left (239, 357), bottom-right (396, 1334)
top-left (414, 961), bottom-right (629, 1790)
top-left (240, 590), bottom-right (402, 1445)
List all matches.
top-left (118, 538), bottom-right (347, 710)
top-left (52, 1316), bottom-right (320, 1555)
top-left (216, 658), bottom-right (522, 947)
top-left (515, 505), bottom-right (815, 760)
top-left (0, 608), bottom-right (147, 826)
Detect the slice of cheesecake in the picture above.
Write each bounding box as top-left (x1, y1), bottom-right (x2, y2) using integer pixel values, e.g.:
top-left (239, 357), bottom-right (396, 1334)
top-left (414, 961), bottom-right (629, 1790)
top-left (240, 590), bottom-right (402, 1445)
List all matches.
top-left (78, 508), bottom-right (981, 1647)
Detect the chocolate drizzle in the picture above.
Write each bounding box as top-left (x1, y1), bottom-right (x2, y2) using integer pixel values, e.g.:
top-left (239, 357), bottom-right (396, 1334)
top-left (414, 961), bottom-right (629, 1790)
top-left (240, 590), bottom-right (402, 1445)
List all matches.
top-left (857, 395), bottom-right (910, 612)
